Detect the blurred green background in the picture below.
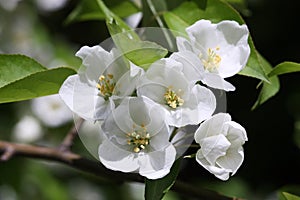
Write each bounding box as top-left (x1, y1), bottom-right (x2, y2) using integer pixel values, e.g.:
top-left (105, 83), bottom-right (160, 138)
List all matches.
top-left (0, 0), bottom-right (300, 199)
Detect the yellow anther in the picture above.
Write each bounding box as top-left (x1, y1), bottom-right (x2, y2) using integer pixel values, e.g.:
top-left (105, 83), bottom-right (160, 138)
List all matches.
top-left (96, 74), bottom-right (115, 100)
top-left (127, 127), bottom-right (150, 153)
top-left (200, 47), bottom-right (222, 72)
top-left (164, 87), bottom-right (184, 109)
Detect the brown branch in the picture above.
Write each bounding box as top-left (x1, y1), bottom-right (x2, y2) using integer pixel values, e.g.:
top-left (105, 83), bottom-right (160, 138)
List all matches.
top-left (0, 140), bottom-right (233, 200)
top-left (59, 118), bottom-right (84, 152)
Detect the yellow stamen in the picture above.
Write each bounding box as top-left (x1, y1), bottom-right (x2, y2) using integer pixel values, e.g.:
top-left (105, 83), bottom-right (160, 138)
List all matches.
top-left (96, 74), bottom-right (115, 100)
top-left (164, 87), bottom-right (184, 109)
top-left (200, 47), bottom-right (222, 72)
top-left (127, 127), bottom-right (150, 153)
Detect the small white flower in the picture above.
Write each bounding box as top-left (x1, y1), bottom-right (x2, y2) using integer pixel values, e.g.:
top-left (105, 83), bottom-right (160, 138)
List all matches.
top-left (172, 20), bottom-right (250, 91)
top-left (35, 0), bottom-right (68, 11)
top-left (31, 94), bottom-right (73, 127)
top-left (137, 58), bottom-right (216, 127)
top-left (59, 45), bottom-right (143, 121)
top-left (12, 116), bottom-right (43, 143)
top-left (194, 113), bottom-right (248, 180)
top-left (98, 96), bottom-right (176, 179)
top-left (0, 0), bottom-right (21, 11)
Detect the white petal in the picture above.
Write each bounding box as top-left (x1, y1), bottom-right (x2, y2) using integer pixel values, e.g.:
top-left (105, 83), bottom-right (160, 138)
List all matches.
top-left (196, 149), bottom-right (230, 180)
top-left (170, 126), bottom-right (196, 158)
top-left (76, 45), bottom-right (112, 83)
top-left (111, 98), bottom-right (136, 133)
top-left (195, 113), bottom-right (231, 143)
top-left (59, 74), bottom-right (77, 112)
top-left (207, 165), bottom-right (230, 181)
top-left (98, 139), bottom-right (139, 173)
top-left (176, 36), bottom-right (193, 52)
top-left (149, 125), bottom-right (171, 151)
top-left (224, 121), bottom-right (248, 146)
top-left (59, 74), bottom-right (102, 121)
top-left (199, 134), bottom-right (231, 165)
top-left (139, 145), bottom-right (176, 179)
top-left (115, 66), bottom-right (142, 97)
top-left (137, 82), bottom-right (167, 105)
top-left (187, 85), bottom-right (216, 123)
top-left (202, 73), bottom-right (235, 91)
top-left (218, 47), bottom-right (245, 78)
top-left (170, 51), bottom-right (204, 82)
top-left (167, 85), bottom-right (216, 127)
top-left (217, 146), bottom-right (244, 176)
top-left (216, 21), bottom-right (249, 43)
top-left (146, 104), bottom-right (169, 136)
top-left (215, 21), bottom-right (250, 78)
top-left (186, 20), bottom-right (219, 53)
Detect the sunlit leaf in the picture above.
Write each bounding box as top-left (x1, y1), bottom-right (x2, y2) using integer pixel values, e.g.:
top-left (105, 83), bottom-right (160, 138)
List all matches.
top-left (282, 192), bottom-right (300, 200)
top-left (268, 62), bottom-right (300, 77)
top-left (163, 0), bottom-right (268, 82)
top-left (0, 54), bottom-right (46, 88)
top-left (0, 67), bottom-right (76, 103)
top-left (145, 159), bottom-right (181, 200)
top-left (96, 0), bottom-right (168, 69)
top-left (163, 12), bottom-right (189, 38)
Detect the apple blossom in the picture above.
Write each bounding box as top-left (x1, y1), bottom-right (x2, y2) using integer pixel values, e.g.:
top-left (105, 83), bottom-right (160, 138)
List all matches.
top-left (194, 113), bottom-right (248, 180)
top-left (59, 45), bottom-right (143, 121)
top-left (171, 19), bottom-right (250, 91)
top-left (98, 96), bottom-right (177, 179)
top-left (31, 94), bottom-right (73, 127)
top-left (137, 58), bottom-right (216, 127)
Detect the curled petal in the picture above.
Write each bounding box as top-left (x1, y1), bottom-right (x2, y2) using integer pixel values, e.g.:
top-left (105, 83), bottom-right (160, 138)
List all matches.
top-left (196, 149), bottom-right (230, 181)
top-left (76, 45), bottom-right (112, 83)
top-left (194, 113), bottom-right (231, 143)
top-left (199, 134), bottom-right (231, 165)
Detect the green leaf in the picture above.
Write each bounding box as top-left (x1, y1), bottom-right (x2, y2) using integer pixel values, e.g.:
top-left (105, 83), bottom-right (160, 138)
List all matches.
top-left (145, 159), bottom-right (181, 200)
top-left (0, 54), bottom-right (46, 88)
top-left (268, 62), bottom-right (300, 77)
top-left (252, 61), bottom-right (300, 109)
top-left (282, 192), bottom-right (300, 200)
top-left (163, 12), bottom-right (189, 38)
top-left (0, 67), bottom-right (76, 104)
top-left (112, 33), bottom-right (168, 69)
top-left (252, 54), bottom-right (279, 109)
top-left (163, 0), bottom-right (268, 82)
top-left (96, 0), bottom-right (168, 69)
top-left (65, 0), bottom-right (140, 24)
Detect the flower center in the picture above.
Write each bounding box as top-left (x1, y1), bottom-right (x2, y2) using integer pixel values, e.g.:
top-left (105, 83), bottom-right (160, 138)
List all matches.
top-left (164, 87), bottom-right (184, 109)
top-left (96, 74), bottom-right (115, 100)
top-left (200, 47), bottom-right (221, 72)
top-left (127, 128), bottom-right (150, 153)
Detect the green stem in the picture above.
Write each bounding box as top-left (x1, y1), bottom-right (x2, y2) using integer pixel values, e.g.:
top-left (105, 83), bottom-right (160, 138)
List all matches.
top-left (146, 0), bottom-right (175, 50)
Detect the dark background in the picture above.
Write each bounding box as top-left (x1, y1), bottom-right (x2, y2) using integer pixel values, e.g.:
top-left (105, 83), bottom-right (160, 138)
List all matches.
top-left (1, 0), bottom-right (300, 199)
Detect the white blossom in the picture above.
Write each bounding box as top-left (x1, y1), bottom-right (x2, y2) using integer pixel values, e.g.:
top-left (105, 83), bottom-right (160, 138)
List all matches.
top-left (59, 45), bottom-right (143, 121)
top-left (137, 58), bottom-right (216, 127)
top-left (0, 0), bottom-right (21, 11)
top-left (172, 19), bottom-right (250, 91)
top-left (35, 0), bottom-right (68, 11)
top-left (12, 116), bottom-right (43, 143)
top-left (98, 96), bottom-right (176, 179)
top-left (194, 113), bottom-right (247, 180)
top-left (31, 94), bottom-right (73, 127)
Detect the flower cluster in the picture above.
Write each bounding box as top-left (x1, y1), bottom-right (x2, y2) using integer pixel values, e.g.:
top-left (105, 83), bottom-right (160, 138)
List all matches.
top-left (59, 19), bottom-right (249, 180)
